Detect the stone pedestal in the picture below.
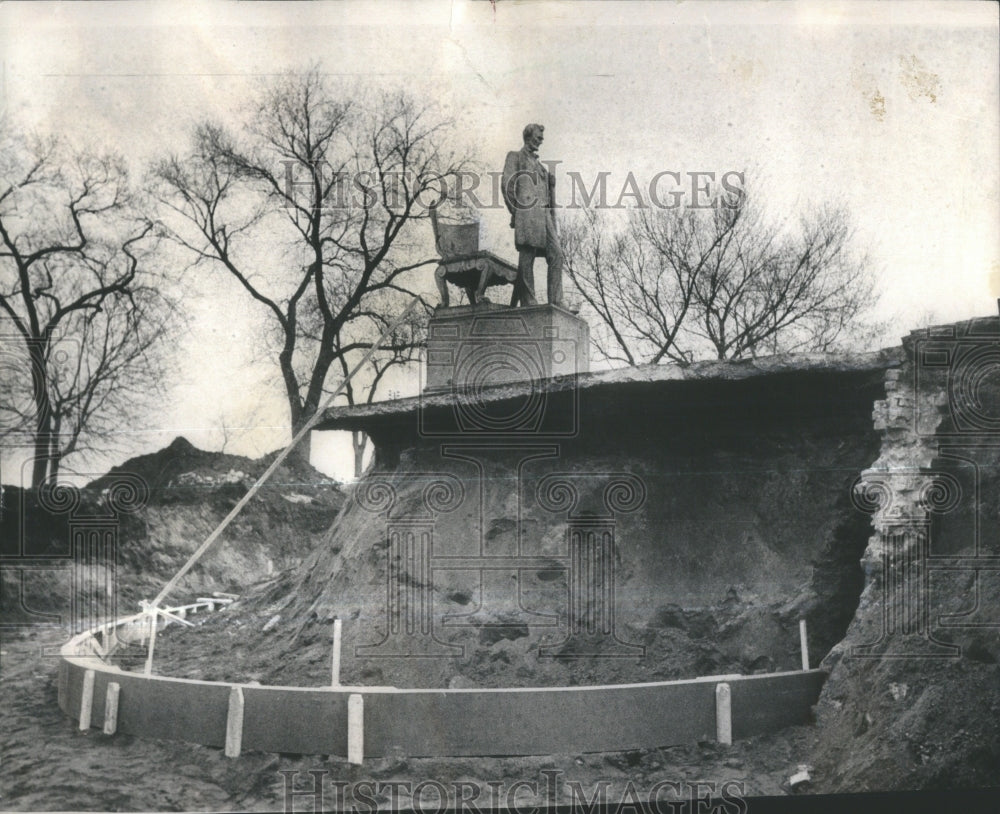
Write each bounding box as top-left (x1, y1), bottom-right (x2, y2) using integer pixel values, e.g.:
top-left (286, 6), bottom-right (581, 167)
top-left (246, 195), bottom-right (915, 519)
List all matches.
top-left (425, 303), bottom-right (589, 393)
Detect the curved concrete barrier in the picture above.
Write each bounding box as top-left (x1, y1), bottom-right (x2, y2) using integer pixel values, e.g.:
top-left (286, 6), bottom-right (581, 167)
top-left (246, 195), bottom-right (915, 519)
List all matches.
top-left (58, 611), bottom-right (826, 759)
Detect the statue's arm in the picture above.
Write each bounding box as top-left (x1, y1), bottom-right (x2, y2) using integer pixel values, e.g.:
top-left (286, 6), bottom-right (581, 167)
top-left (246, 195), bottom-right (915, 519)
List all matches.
top-left (548, 172), bottom-right (557, 229)
top-left (501, 151), bottom-right (519, 215)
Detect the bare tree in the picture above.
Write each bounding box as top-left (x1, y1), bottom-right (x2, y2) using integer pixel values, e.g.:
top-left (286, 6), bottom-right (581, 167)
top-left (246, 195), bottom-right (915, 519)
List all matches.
top-left (324, 295), bottom-right (425, 478)
top-left (564, 185), bottom-right (878, 366)
top-left (564, 203), bottom-right (745, 365)
top-left (687, 196), bottom-right (876, 359)
top-left (43, 280), bottom-right (171, 479)
top-left (0, 125), bottom-right (172, 485)
top-left (150, 68), bottom-right (471, 464)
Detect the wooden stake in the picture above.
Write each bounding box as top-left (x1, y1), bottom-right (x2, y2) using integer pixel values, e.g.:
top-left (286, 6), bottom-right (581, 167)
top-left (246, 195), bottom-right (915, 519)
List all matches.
top-left (79, 669), bottom-right (95, 731)
top-left (800, 619), bottom-right (810, 671)
top-left (225, 686), bottom-right (245, 758)
top-left (144, 612), bottom-right (157, 676)
top-left (105, 625), bottom-right (119, 657)
top-left (715, 682), bottom-right (732, 745)
top-left (347, 694), bottom-right (364, 765)
top-left (103, 682), bottom-right (120, 735)
top-left (331, 618), bottom-right (342, 687)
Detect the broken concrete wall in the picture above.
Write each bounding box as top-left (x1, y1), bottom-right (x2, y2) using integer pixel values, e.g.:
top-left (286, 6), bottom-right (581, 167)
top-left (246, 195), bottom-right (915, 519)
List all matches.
top-left (811, 318), bottom-right (1000, 791)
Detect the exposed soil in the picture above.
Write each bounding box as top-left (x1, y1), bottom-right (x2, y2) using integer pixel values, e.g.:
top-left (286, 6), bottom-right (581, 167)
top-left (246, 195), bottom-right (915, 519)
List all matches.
top-left (806, 319), bottom-right (1000, 792)
top-left (812, 594), bottom-right (1000, 792)
top-left (1, 437), bottom-right (344, 616)
top-left (5, 333), bottom-right (1000, 808)
top-left (146, 370), bottom-right (882, 691)
top-left (2, 628), bottom-right (820, 811)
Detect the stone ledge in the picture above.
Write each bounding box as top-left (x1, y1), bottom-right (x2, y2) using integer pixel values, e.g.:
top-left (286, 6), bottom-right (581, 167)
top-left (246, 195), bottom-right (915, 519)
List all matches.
top-left (315, 347), bottom-right (903, 433)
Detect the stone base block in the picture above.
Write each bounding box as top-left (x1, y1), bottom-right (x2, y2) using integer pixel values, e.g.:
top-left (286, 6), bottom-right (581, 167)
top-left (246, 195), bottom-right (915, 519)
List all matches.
top-left (425, 303), bottom-right (590, 393)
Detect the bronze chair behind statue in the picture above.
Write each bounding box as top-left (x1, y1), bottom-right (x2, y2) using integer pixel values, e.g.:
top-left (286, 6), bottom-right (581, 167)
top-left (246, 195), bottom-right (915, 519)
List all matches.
top-left (430, 203), bottom-right (517, 307)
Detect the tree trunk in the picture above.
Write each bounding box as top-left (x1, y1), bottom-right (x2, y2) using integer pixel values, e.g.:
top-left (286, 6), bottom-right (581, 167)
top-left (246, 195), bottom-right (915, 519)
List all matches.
top-left (352, 431), bottom-right (367, 479)
top-left (279, 348), bottom-right (313, 468)
top-left (289, 418), bottom-right (313, 468)
top-left (28, 343), bottom-right (52, 488)
top-left (31, 423), bottom-right (50, 487)
top-left (48, 414), bottom-right (62, 483)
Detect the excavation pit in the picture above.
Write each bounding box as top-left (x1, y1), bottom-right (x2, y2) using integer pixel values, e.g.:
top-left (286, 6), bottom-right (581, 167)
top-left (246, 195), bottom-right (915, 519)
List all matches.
top-left (58, 352), bottom-right (899, 760)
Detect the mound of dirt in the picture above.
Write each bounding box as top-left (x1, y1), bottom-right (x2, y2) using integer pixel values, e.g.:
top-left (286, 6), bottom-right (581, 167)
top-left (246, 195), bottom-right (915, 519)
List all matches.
top-left (148, 356), bottom-right (887, 691)
top-left (1, 437), bottom-right (344, 619)
top-left (88, 435), bottom-right (330, 503)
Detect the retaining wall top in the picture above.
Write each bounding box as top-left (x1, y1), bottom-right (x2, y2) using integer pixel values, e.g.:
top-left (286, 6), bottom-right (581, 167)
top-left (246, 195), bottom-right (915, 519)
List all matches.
top-left (315, 348), bottom-right (903, 435)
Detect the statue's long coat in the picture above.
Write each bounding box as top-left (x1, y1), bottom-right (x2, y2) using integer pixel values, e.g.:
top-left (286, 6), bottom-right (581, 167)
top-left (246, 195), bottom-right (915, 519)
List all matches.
top-left (502, 147), bottom-right (556, 252)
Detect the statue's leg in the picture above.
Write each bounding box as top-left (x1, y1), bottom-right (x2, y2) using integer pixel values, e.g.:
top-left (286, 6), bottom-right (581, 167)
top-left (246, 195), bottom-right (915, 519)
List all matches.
top-left (475, 268), bottom-right (490, 301)
top-left (545, 217), bottom-right (564, 307)
top-left (513, 250), bottom-right (538, 306)
top-left (435, 265), bottom-right (450, 307)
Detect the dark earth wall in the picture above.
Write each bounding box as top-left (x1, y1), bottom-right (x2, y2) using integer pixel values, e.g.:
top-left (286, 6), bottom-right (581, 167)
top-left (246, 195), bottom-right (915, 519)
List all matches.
top-left (151, 358), bottom-right (889, 693)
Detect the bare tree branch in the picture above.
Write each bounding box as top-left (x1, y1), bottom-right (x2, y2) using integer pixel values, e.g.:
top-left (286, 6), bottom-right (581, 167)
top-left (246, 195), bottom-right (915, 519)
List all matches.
top-left (149, 69), bottom-right (470, 461)
top-left (565, 182), bottom-right (880, 366)
top-left (0, 124), bottom-right (176, 484)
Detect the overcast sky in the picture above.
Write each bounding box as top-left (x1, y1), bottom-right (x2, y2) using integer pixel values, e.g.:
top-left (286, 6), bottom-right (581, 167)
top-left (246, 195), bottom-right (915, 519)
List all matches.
top-left (1, 0), bottom-right (997, 482)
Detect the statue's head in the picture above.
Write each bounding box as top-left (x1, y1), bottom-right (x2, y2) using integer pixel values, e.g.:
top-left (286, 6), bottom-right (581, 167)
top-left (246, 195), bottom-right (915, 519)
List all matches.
top-left (522, 123), bottom-right (544, 152)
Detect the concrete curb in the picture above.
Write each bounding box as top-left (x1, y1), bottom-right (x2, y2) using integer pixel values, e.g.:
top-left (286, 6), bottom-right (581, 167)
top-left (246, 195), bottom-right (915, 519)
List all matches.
top-left (57, 609), bottom-right (826, 760)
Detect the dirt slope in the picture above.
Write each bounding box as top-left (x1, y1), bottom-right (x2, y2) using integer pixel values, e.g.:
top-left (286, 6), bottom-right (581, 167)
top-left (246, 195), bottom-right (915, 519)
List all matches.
top-left (1, 437), bottom-right (344, 618)
top-left (149, 359), bottom-right (885, 690)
